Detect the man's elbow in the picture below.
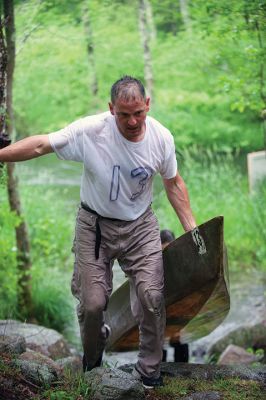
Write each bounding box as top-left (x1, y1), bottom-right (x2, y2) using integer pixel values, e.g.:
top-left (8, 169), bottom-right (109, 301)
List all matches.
top-left (34, 136), bottom-right (53, 156)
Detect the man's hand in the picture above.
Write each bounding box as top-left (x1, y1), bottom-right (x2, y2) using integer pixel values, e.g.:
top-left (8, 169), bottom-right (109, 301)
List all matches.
top-left (0, 135), bottom-right (11, 149)
top-left (191, 227), bottom-right (206, 255)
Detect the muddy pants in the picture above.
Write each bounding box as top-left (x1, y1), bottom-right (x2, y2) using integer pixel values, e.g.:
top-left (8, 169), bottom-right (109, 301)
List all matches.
top-left (71, 205), bottom-right (165, 378)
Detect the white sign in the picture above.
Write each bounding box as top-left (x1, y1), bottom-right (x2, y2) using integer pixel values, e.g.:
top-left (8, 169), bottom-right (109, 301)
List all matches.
top-left (247, 151), bottom-right (266, 192)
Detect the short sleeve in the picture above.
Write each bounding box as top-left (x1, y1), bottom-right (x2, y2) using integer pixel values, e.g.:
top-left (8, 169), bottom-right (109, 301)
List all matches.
top-left (48, 119), bottom-right (85, 162)
top-left (159, 135), bottom-right (178, 179)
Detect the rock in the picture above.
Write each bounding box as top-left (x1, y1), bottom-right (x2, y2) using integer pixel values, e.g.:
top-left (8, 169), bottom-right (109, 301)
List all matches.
top-left (120, 362), bottom-right (266, 383)
top-left (182, 392), bottom-right (221, 400)
top-left (14, 359), bottom-right (58, 387)
top-left (85, 367), bottom-right (145, 400)
top-left (56, 355), bottom-right (83, 374)
top-left (19, 350), bottom-right (63, 376)
top-left (0, 334), bottom-right (26, 355)
top-left (217, 344), bottom-right (261, 365)
top-left (0, 320), bottom-right (72, 359)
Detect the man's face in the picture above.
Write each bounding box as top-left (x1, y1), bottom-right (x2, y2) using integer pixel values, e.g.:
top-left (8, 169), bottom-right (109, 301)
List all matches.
top-left (109, 97), bottom-right (150, 142)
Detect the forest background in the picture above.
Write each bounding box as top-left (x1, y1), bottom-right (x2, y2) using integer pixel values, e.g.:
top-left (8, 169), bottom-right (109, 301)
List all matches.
top-left (0, 0), bottom-right (265, 341)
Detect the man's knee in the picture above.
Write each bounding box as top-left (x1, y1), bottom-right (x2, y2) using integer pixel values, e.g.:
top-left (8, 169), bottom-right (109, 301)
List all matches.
top-left (81, 290), bottom-right (107, 316)
top-left (141, 287), bottom-right (164, 316)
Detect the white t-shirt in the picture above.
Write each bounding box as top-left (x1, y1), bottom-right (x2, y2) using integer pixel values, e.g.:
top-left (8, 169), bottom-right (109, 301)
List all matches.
top-left (48, 112), bottom-right (177, 220)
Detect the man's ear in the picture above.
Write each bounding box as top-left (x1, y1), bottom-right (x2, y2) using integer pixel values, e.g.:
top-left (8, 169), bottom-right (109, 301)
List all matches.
top-left (145, 97), bottom-right (150, 112)
top-left (109, 102), bottom-right (114, 115)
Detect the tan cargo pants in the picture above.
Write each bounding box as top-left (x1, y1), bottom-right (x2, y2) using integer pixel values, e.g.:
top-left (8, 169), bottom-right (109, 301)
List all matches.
top-left (71, 205), bottom-right (165, 378)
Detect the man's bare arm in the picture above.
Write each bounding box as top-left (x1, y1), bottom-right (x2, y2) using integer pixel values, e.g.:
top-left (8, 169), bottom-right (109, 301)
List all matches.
top-left (163, 171), bottom-right (196, 232)
top-left (0, 135), bottom-right (53, 162)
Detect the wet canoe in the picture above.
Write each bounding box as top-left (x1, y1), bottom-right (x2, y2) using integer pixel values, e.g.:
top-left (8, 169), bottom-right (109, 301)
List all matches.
top-left (105, 216), bottom-right (230, 351)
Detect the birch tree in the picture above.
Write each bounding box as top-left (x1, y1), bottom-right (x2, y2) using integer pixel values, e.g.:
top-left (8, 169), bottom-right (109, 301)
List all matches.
top-left (179, 0), bottom-right (192, 32)
top-left (0, 14), bottom-right (9, 163)
top-left (2, 0), bottom-right (33, 319)
top-left (83, 1), bottom-right (98, 96)
top-left (139, 0), bottom-right (153, 98)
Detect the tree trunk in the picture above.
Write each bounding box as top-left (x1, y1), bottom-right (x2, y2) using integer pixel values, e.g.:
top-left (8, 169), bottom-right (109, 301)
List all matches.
top-left (0, 17), bottom-right (7, 140)
top-left (3, 0), bottom-right (33, 319)
top-left (139, 0), bottom-right (153, 99)
top-left (0, 11), bottom-right (11, 166)
top-left (83, 1), bottom-right (98, 96)
top-left (179, 0), bottom-right (192, 32)
top-left (145, 0), bottom-right (156, 41)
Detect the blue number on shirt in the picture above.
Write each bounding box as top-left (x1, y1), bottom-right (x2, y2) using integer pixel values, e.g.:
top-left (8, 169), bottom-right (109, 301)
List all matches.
top-left (109, 165), bottom-right (120, 201)
top-left (110, 165), bottom-right (152, 201)
top-left (130, 167), bottom-right (152, 201)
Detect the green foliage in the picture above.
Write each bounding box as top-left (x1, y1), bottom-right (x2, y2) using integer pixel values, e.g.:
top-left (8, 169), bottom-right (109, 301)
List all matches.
top-left (13, 0), bottom-right (265, 151)
top-left (0, 181), bottom-right (19, 319)
top-left (31, 266), bottom-right (74, 333)
top-left (0, 171), bottom-right (77, 333)
top-left (40, 369), bottom-right (91, 400)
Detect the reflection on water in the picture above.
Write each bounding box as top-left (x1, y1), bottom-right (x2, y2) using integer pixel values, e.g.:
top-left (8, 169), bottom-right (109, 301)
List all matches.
top-left (18, 154), bottom-right (83, 186)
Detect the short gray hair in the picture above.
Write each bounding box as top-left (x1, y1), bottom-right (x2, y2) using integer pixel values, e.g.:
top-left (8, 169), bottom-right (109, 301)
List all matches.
top-left (110, 76), bottom-right (146, 103)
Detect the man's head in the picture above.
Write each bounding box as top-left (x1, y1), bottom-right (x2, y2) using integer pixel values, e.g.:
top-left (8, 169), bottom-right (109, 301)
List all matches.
top-left (160, 229), bottom-right (175, 250)
top-left (109, 76), bottom-right (150, 142)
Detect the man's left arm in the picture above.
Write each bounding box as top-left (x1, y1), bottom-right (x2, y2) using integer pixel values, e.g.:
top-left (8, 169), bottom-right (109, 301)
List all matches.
top-left (163, 171), bottom-right (196, 232)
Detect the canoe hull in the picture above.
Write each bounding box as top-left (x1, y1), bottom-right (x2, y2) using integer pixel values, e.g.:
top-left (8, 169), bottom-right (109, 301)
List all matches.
top-left (105, 216), bottom-right (230, 351)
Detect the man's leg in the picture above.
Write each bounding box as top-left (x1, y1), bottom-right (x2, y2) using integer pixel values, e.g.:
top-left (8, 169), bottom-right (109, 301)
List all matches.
top-left (71, 207), bottom-right (112, 370)
top-left (120, 208), bottom-right (165, 380)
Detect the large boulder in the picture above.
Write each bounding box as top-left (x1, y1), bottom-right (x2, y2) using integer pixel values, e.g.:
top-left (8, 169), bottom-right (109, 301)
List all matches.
top-left (14, 359), bottom-right (58, 387)
top-left (18, 349), bottom-right (63, 376)
top-left (85, 367), bottom-right (145, 400)
top-left (0, 320), bottom-right (72, 359)
top-left (217, 344), bottom-right (261, 365)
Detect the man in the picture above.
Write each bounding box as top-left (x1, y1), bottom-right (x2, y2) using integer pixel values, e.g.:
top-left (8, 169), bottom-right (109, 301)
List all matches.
top-left (0, 76), bottom-right (197, 388)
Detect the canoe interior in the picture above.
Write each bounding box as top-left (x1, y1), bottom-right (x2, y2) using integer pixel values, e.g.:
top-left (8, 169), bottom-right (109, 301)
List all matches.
top-left (105, 216), bottom-right (230, 352)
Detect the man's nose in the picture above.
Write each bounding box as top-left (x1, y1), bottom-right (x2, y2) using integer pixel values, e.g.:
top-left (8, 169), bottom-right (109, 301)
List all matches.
top-left (128, 115), bottom-right (137, 125)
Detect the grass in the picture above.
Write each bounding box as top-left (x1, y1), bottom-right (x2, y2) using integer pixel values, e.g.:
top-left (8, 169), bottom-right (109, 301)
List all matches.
top-left (153, 376), bottom-right (265, 400)
top-left (1, 352), bottom-right (264, 400)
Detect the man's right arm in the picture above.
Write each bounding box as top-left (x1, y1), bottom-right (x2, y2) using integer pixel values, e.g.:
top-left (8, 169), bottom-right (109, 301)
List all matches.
top-left (0, 134), bottom-right (53, 162)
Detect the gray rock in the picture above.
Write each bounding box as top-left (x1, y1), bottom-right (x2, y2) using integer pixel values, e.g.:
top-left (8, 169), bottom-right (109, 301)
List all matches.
top-left (56, 355), bottom-right (83, 374)
top-left (0, 334), bottom-right (26, 355)
top-left (217, 344), bottom-right (261, 365)
top-left (85, 367), bottom-right (145, 400)
top-left (19, 349), bottom-right (63, 376)
top-left (0, 320), bottom-right (72, 359)
top-left (14, 359), bottom-right (58, 387)
top-left (182, 392), bottom-right (221, 400)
